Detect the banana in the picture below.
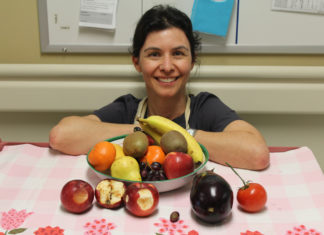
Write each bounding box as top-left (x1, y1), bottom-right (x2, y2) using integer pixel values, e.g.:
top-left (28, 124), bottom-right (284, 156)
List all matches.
top-left (140, 124), bottom-right (162, 144)
top-left (138, 115), bottom-right (204, 163)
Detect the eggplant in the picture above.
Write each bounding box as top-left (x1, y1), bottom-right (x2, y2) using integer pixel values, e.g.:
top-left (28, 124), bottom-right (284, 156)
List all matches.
top-left (190, 169), bottom-right (233, 223)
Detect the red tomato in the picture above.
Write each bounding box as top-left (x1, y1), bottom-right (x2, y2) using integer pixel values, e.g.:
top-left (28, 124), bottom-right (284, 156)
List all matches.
top-left (237, 182), bottom-right (267, 213)
top-left (226, 162), bottom-right (267, 213)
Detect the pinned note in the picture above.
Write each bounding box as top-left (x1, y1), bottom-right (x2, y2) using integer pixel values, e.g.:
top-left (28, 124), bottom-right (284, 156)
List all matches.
top-left (191, 0), bottom-right (235, 37)
top-left (79, 0), bottom-right (118, 30)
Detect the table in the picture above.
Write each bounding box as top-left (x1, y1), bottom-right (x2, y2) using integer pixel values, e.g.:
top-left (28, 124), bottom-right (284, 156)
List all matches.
top-left (0, 144), bottom-right (323, 235)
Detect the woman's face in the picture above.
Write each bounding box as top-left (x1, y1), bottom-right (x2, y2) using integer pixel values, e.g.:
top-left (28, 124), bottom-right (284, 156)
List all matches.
top-left (132, 27), bottom-right (194, 99)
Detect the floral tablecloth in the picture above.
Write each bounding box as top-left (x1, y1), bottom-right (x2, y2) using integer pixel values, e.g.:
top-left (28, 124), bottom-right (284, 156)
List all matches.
top-left (0, 144), bottom-right (323, 235)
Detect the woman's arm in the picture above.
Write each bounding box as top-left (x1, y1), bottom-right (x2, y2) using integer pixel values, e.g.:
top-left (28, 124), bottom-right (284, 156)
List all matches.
top-left (49, 115), bottom-right (136, 156)
top-left (194, 120), bottom-right (270, 170)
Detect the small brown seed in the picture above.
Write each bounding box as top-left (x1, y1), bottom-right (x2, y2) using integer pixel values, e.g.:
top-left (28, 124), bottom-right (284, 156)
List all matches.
top-left (170, 211), bottom-right (180, 223)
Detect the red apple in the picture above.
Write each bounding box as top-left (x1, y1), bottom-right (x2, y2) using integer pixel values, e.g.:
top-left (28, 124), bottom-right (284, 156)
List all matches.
top-left (123, 183), bottom-right (159, 217)
top-left (60, 179), bottom-right (94, 213)
top-left (163, 152), bottom-right (194, 179)
top-left (95, 179), bottom-right (126, 209)
top-left (145, 134), bottom-right (155, 145)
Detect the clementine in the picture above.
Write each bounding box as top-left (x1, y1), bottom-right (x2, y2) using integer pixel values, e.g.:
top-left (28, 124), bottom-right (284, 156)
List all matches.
top-left (140, 145), bottom-right (166, 166)
top-left (88, 141), bottom-right (116, 172)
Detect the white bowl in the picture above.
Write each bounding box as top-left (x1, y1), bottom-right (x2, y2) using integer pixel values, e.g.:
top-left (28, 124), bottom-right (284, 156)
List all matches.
top-left (87, 134), bottom-right (209, 193)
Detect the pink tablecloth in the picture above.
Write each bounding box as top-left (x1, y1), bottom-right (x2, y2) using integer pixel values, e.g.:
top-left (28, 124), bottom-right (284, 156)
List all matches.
top-left (0, 145), bottom-right (323, 235)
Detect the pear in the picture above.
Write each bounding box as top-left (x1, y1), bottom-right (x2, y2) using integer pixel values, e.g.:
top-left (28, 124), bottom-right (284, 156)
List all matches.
top-left (110, 156), bottom-right (142, 181)
top-left (113, 143), bottom-right (125, 160)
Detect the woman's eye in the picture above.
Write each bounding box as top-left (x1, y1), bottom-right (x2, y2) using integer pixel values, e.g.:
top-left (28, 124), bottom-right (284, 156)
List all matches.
top-left (148, 52), bottom-right (160, 57)
top-left (173, 51), bottom-right (185, 56)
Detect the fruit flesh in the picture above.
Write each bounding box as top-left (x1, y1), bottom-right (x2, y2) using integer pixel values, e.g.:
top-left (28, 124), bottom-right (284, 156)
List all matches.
top-left (137, 189), bottom-right (154, 210)
top-left (73, 189), bottom-right (89, 204)
top-left (96, 180), bottom-right (125, 206)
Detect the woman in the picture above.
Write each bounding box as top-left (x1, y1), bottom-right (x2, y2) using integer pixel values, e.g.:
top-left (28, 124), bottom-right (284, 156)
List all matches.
top-left (49, 5), bottom-right (269, 170)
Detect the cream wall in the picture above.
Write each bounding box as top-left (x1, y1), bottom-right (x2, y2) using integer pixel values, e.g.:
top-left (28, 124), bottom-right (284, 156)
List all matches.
top-left (1, 1), bottom-right (323, 172)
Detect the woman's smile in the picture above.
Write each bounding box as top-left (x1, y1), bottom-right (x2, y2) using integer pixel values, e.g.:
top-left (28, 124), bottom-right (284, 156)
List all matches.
top-left (154, 76), bottom-right (179, 83)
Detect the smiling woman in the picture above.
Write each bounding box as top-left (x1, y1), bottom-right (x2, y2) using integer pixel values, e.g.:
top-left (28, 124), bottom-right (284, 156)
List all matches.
top-left (49, 4), bottom-right (269, 170)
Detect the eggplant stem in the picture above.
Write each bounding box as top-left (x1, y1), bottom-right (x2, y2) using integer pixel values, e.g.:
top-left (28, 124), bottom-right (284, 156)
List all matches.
top-left (225, 162), bottom-right (247, 188)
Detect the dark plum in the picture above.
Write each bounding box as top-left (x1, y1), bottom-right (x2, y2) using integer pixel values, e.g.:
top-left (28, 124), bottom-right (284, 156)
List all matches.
top-left (190, 169), bottom-right (233, 223)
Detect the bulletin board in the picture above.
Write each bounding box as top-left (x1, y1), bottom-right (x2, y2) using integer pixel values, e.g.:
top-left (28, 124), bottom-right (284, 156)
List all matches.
top-left (37, 0), bottom-right (324, 54)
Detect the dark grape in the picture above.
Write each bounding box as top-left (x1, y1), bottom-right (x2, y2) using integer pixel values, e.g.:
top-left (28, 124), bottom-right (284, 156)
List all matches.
top-left (148, 170), bottom-right (155, 177)
top-left (159, 175), bottom-right (167, 181)
top-left (140, 161), bottom-right (153, 180)
top-left (146, 175), bottom-right (153, 181)
top-left (154, 170), bottom-right (161, 177)
top-left (133, 126), bottom-right (142, 132)
top-left (140, 161), bottom-right (167, 181)
top-left (141, 169), bottom-right (148, 179)
top-left (139, 161), bottom-right (147, 170)
top-left (151, 162), bottom-right (162, 171)
top-left (151, 176), bottom-right (159, 181)
top-left (159, 170), bottom-right (167, 180)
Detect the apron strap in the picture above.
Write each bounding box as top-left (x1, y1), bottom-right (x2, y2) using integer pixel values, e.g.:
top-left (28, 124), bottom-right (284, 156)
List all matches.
top-left (184, 95), bottom-right (191, 129)
top-left (133, 96), bottom-right (148, 124)
top-left (134, 95), bottom-right (191, 129)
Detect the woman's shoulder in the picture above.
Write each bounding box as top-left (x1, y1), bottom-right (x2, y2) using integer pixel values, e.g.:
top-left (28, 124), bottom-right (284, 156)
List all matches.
top-left (189, 92), bottom-right (220, 104)
top-left (94, 94), bottom-right (143, 123)
top-left (114, 94), bottom-right (142, 104)
top-left (189, 91), bottom-right (235, 114)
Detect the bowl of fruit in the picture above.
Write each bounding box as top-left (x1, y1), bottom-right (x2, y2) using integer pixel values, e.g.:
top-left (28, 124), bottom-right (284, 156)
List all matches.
top-left (86, 116), bottom-right (209, 193)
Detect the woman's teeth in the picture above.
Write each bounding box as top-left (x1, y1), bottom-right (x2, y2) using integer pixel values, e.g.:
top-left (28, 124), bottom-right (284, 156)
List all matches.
top-left (157, 77), bottom-right (177, 83)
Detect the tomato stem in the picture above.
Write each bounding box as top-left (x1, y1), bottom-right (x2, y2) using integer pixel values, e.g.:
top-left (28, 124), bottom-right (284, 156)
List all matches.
top-left (225, 162), bottom-right (248, 188)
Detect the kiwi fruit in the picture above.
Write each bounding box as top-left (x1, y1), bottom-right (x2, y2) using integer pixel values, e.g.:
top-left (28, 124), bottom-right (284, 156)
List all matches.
top-left (123, 131), bottom-right (148, 158)
top-left (160, 130), bottom-right (188, 154)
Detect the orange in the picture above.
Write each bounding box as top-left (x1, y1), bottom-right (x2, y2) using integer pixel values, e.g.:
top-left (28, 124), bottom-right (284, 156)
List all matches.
top-left (140, 145), bottom-right (166, 166)
top-left (88, 141), bottom-right (116, 172)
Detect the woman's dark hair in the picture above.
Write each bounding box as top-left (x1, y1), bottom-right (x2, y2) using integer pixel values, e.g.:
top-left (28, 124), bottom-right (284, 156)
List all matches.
top-left (130, 5), bottom-right (201, 63)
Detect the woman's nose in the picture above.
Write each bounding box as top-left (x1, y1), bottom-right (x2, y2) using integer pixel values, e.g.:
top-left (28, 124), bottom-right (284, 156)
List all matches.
top-left (159, 55), bottom-right (174, 72)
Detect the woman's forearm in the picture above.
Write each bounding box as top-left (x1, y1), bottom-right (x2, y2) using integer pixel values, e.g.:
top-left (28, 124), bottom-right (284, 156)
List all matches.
top-left (194, 120), bottom-right (270, 170)
top-left (49, 115), bottom-right (136, 155)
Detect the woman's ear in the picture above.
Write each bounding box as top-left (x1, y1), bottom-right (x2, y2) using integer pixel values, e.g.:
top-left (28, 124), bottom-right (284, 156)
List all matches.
top-left (191, 61), bottom-right (195, 71)
top-left (190, 54), bottom-right (196, 70)
top-left (132, 56), bottom-right (142, 73)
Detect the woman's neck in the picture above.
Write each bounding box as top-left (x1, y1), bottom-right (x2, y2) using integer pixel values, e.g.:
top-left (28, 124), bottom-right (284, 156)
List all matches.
top-left (147, 94), bottom-right (187, 120)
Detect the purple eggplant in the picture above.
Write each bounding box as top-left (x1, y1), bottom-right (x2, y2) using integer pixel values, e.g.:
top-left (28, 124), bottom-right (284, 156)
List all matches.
top-left (190, 169), bottom-right (233, 223)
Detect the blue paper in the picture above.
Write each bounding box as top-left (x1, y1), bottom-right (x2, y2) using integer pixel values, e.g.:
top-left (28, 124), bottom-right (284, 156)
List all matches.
top-left (191, 0), bottom-right (235, 37)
